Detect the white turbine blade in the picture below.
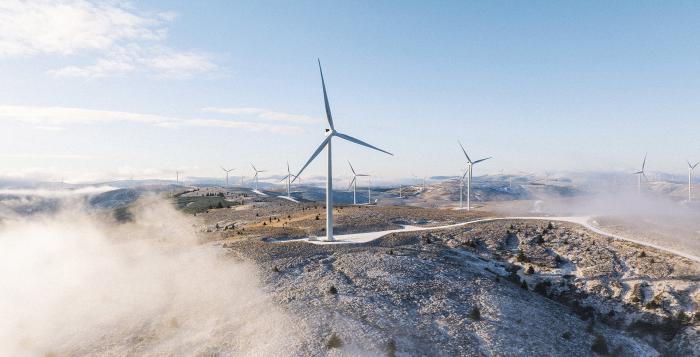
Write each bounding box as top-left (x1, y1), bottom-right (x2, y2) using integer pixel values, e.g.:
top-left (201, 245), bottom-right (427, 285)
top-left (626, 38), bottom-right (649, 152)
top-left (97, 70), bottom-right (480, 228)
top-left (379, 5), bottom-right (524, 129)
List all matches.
top-left (279, 175), bottom-right (290, 182)
top-left (293, 136), bottom-right (331, 183)
top-left (458, 140), bottom-right (472, 163)
top-left (348, 177), bottom-right (356, 191)
top-left (694, 161), bottom-right (700, 169)
top-left (473, 157), bottom-right (492, 164)
top-left (250, 163), bottom-right (257, 172)
top-left (641, 153), bottom-right (647, 171)
top-left (357, 174), bottom-right (369, 177)
top-left (461, 171), bottom-right (468, 180)
top-left (348, 160), bottom-right (356, 175)
top-left (318, 59), bottom-right (335, 131)
top-left (335, 132), bottom-right (393, 156)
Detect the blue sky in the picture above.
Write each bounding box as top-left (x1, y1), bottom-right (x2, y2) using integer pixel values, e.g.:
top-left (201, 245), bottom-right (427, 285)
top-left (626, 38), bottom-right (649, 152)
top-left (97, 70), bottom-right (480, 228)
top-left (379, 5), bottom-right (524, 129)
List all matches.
top-left (1, 1), bottom-right (700, 182)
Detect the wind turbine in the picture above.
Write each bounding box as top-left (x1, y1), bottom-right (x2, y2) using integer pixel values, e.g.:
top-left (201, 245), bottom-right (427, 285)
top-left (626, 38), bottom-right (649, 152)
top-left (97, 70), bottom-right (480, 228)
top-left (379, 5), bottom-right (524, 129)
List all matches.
top-left (348, 161), bottom-right (369, 205)
top-left (221, 167), bottom-right (235, 186)
top-left (250, 163), bottom-right (266, 191)
top-left (279, 161), bottom-right (297, 199)
top-left (176, 170), bottom-right (180, 183)
top-left (632, 153), bottom-right (647, 194)
top-left (687, 160), bottom-right (699, 202)
top-left (458, 141), bottom-right (491, 211)
top-left (293, 60), bottom-right (393, 241)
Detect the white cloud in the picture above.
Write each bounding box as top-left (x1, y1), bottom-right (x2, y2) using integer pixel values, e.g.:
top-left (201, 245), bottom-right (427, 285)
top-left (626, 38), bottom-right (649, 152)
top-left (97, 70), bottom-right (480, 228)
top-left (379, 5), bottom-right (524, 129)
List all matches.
top-left (203, 107), bottom-right (320, 124)
top-left (0, 153), bottom-right (92, 160)
top-left (0, 105), bottom-right (303, 134)
top-left (0, 0), bottom-right (218, 78)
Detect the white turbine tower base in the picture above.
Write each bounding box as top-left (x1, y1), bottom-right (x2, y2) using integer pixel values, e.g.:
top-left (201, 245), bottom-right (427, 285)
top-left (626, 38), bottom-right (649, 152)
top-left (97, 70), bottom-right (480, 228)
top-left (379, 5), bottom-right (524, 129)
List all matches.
top-left (293, 60), bottom-right (393, 241)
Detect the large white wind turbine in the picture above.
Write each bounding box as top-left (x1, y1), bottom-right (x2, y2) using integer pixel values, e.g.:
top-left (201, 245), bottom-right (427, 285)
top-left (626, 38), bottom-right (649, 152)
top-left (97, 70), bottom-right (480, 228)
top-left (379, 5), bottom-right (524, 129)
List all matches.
top-left (348, 161), bottom-right (369, 205)
top-left (687, 160), bottom-right (699, 202)
top-left (458, 141), bottom-right (491, 211)
top-left (279, 161), bottom-right (298, 200)
top-left (250, 163), bottom-right (266, 192)
top-left (632, 153), bottom-right (647, 194)
top-left (221, 167), bottom-right (235, 186)
top-left (293, 60), bottom-right (393, 241)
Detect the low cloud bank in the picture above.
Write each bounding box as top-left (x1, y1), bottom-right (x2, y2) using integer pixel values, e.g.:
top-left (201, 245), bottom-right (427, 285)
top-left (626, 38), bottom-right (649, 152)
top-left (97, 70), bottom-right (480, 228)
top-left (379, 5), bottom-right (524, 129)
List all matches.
top-left (0, 198), bottom-right (305, 355)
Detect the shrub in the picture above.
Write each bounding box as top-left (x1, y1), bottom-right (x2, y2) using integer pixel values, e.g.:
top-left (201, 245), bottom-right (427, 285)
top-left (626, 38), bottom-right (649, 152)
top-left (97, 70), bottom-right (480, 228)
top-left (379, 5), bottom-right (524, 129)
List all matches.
top-left (533, 281), bottom-right (551, 295)
top-left (315, 215), bottom-right (320, 220)
top-left (468, 306), bottom-right (481, 321)
top-left (639, 251), bottom-right (646, 258)
top-left (520, 280), bottom-right (528, 290)
top-left (535, 235), bottom-right (544, 245)
top-left (272, 266), bottom-right (280, 273)
top-left (328, 285), bottom-right (338, 295)
top-left (591, 334), bottom-right (609, 355)
top-left (561, 331), bottom-right (572, 340)
top-left (525, 266), bottom-right (535, 275)
top-left (516, 249), bottom-right (528, 263)
top-left (386, 339), bottom-right (397, 357)
top-left (547, 222), bottom-right (554, 230)
top-left (325, 333), bottom-right (343, 349)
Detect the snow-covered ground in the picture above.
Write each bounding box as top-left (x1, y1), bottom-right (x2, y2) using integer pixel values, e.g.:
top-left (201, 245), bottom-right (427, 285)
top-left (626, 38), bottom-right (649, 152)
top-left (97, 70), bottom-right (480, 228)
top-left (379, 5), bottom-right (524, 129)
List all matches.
top-left (296, 216), bottom-right (700, 263)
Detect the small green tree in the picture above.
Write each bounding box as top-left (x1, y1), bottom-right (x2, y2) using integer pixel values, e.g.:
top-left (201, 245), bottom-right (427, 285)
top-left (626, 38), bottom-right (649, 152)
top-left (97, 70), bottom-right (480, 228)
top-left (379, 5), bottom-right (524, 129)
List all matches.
top-left (325, 333), bottom-right (343, 349)
top-left (468, 306), bottom-right (481, 321)
top-left (591, 334), bottom-right (608, 355)
top-left (517, 249), bottom-right (527, 263)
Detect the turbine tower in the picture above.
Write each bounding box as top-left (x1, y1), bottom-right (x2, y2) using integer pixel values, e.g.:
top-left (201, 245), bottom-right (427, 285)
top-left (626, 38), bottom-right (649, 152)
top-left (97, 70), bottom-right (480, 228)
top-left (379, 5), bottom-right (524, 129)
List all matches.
top-left (293, 60), bottom-right (393, 241)
top-left (458, 141), bottom-right (491, 211)
top-left (632, 153), bottom-right (647, 194)
top-left (687, 160), bottom-right (699, 202)
top-left (279, 161), bottom-right (297, 198)
top-left (221, 167), bottom-right (234, 186)
top-left (250, 163), bottom-right (266, 191)
top-left (367, 176), bottom-right (373, 204)
top-left (176, 170), bottom-right (180, 183)
top-left (348, 161), bottom-right (369, 205)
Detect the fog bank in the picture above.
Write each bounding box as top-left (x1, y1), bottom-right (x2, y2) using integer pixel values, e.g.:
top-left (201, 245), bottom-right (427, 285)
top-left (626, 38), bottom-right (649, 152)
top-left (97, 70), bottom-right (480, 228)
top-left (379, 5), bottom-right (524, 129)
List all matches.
top-left (0, 198), bottom-right (305, 356)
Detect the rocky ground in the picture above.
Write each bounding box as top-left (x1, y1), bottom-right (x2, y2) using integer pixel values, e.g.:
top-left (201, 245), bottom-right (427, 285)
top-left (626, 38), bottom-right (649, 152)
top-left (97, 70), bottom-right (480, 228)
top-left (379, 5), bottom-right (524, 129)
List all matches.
top-left (187, 194), bottom-right (700, 356)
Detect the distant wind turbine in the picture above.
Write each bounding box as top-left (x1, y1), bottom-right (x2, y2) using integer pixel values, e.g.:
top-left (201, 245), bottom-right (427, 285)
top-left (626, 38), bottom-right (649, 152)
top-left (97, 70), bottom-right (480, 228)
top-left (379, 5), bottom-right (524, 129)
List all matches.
top-left (250, 163), bottom-right (266, 191)
top-left (221, 167), bottom-right (235, 186)
top-left (293, 60), bottom-right (393, 241)
top-left (458, 141), bottom-right (491, 211)
top-left (632, 153), bottom-right (647, 194)
top-left (279, 161), bottom-right (297, 198)
top-left (687, 160), bottom-right (699, 202)
top-left (348, 161), bottom-right (369, 205)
